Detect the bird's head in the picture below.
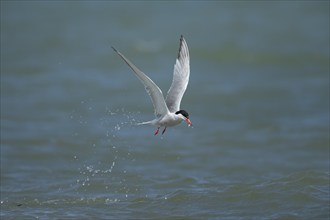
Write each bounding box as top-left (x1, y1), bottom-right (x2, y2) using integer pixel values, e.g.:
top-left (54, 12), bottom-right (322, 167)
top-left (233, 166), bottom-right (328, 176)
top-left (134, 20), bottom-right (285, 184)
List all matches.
top-left (175, 110), bottom-right (192, 127)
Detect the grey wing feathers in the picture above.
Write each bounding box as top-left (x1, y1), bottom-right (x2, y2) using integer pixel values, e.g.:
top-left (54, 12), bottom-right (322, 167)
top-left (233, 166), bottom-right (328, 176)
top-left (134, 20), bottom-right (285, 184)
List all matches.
top-left (112, 47), bottom-right (169, 117)
top-left (165, 35), bottom-right (190, 113)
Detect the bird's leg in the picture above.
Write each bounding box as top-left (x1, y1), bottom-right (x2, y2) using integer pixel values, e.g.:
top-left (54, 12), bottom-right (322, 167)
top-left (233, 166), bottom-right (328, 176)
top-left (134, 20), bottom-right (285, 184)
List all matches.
top-left (154, 127), bottom-right (160, 135)
top-left (162, 127), bottom-right (167, 135)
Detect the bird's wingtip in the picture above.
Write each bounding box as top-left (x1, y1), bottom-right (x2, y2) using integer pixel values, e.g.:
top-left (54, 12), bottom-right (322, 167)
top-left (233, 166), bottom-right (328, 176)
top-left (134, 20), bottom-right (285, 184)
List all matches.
top-left (111, 46), bottom-right (118, 52)
top-left (177, 35), bottom-right (187, 59)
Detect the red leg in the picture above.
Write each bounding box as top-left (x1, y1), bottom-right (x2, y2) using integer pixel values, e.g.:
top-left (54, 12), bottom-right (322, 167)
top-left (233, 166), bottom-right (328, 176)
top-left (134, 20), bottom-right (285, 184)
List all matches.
top-left (162, 127), bottom-right (167, 135)
top-left (154, 127), bottom-right (160, 135)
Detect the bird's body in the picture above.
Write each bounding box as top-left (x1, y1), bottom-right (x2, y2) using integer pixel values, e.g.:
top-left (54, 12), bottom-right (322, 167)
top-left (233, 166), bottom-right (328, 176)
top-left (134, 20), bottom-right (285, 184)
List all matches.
top-left (140, 113), bottom-right (183, 127)
top-left (112, 35), bottom-right (192, 135)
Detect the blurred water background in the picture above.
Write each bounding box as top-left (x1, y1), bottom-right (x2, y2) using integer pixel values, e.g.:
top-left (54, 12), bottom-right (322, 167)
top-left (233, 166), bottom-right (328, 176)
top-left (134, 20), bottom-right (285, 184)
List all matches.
top-left (1, 1), bottom-right (329, 219)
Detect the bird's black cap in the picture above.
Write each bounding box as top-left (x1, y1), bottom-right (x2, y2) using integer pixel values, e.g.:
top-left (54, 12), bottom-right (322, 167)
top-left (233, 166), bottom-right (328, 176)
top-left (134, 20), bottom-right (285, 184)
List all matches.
top-left (175, 110), bottom-right (189, 119)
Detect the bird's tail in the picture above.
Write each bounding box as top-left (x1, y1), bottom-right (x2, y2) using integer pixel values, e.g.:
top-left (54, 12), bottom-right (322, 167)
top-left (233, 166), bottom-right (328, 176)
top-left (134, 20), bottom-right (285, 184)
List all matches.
top-left (136, 120), bottom-right (153, 126)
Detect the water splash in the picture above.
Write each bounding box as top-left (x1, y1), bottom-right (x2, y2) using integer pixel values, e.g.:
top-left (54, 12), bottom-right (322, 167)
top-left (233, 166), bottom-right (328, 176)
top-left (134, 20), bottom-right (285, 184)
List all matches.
top-left (77, 156), bottom-right (118, 189)
top-left (69, 103), bottom-right (138, 204)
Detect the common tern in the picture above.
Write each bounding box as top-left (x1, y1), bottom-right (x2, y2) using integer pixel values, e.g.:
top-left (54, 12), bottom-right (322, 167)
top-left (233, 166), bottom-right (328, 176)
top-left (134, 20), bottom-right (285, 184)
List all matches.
top-left (112, 35), bottom-right (192, 135)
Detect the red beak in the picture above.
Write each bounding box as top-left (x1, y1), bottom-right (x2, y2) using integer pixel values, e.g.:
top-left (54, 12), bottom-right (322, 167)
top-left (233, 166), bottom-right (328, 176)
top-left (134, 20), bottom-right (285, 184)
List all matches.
top-left (185, 118), bottom-right (192, 127)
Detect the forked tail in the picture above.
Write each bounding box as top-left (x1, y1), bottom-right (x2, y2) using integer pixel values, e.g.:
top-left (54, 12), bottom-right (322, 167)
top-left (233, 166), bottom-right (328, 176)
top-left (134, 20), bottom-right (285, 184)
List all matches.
top-left (136, 120), bottom-right (153, 126)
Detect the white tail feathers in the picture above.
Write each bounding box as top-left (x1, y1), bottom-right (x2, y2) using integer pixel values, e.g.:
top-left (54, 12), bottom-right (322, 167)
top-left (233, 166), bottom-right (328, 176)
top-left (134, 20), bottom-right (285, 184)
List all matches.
top-left (137, 121), bottom-right (153, 126)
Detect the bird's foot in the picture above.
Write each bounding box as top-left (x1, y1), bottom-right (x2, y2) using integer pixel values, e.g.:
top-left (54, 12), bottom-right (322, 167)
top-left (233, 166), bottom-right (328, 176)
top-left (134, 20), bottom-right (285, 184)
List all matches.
top-left (162, 127), bottom-right (167, 135)
top-left (154, 127), bottom-right (160, 135)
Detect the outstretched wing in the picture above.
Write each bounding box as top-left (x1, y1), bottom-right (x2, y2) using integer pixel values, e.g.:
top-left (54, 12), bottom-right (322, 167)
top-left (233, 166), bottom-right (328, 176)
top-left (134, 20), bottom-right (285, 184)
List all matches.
top-left (112, 47), bottom-right (169, 118)
top-left (165, 35), bottom-right (190, 113)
